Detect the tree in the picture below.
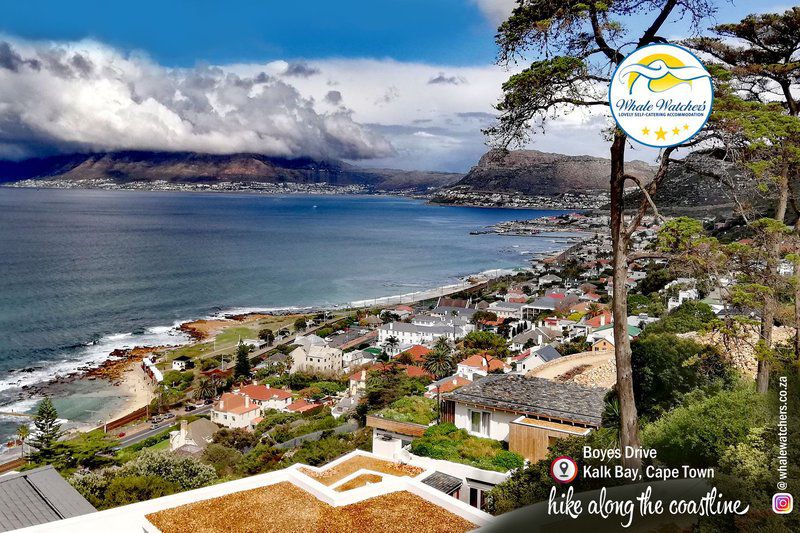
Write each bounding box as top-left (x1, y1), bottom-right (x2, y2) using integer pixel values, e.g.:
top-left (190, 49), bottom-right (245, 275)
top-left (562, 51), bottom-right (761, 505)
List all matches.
top-left (29, 397), bottom-right (62, 460)
top-left (471, 310), bottom-right (498, 328)
top-left (103, 475), bottom-right (178, 508)
top-left (294, 317), bottom-right (307, 332)
top-left (195, 377), bottom-right (215, 400)
top-left (201, 443), bottom-right (243, 477)
top-left (16, 424), bottom-right (29, 458)
top-left (423, 348), bottom-right (456, 380)
top-left (487, 0), bottom-right (718, 468)
top-left (234, 342), bottom-right (252, 380)
top-left (384, 335), bottom-right (400, 354)
top-left (258, 328), bottom-right (275, 346)
top-left (688, 9), bottom-right (800, 389)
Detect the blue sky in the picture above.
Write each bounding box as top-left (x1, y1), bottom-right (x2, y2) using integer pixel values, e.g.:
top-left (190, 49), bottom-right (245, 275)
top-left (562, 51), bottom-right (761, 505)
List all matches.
top-left (1, 0), bottom-right (499, 67)
top-left (0, 1), bottom-right (785, 172)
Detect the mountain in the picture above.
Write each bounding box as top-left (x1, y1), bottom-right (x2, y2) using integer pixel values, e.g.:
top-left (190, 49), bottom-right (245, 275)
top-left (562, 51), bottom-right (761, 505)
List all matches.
top-left (0, 151), bottom-right (461, 192)
top-left (441, 149), bottom-right (656, 196)
top-left (623, 150), bottom-right (777, 214)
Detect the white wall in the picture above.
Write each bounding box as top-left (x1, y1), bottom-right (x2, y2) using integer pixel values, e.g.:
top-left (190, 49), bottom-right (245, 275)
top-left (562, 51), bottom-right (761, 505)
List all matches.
top-left (453, 403), bottom-right (518, 442)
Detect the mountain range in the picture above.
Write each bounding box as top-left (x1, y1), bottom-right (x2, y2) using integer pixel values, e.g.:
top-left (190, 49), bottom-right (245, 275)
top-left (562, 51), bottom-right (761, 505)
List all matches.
top-left (0, 151), bottom-right (462, 192)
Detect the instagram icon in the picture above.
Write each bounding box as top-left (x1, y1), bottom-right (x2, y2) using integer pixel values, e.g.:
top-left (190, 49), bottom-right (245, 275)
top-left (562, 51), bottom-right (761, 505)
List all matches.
top-left (773, 493), bottom-right (793, 514)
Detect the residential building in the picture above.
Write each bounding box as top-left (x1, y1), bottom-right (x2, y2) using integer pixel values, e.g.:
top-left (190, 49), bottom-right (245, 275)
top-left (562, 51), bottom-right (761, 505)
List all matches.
top-left (211, 392), bottom-right (262, 429)
top-left (587, 324), bottom-right (642, 344)
top-left (538, 274), bottom-right (563, 286)
top-left (169, 418), bottom-right (219, 455)
top-left (487, 301), bottom-right (524, 320)
top-left (456, 354), bottom-right (510, 381)
top-left (442, 374), bottom-right (605, 461)
top-left (425, 375), bottom-right (472, 399)
top-left (0, 466), bottom-right (96, 531)
top-left (237, 384), bottom-right (293, 411)
top-left (290, 344), bottom-right (345, 375)
top-left (378, 316), bottom-right (473, 348)
top-left (171, 355), bottom-right (192, 371)
top-left (510, 345), bottom-right (562, 373)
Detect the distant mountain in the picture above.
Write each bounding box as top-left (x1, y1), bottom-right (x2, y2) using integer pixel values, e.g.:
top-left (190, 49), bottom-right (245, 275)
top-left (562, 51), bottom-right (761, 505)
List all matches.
top-left (623, 150), bottom-right (780, 214)
top-left (0, 151), bottom-right (461, 192)
top-left (441, 149), bottom-right (656, 196)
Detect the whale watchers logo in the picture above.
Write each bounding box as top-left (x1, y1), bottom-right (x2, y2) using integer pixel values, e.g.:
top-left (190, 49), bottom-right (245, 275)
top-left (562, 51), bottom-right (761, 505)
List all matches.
top-left (609, 43), bottom-right (713, 148)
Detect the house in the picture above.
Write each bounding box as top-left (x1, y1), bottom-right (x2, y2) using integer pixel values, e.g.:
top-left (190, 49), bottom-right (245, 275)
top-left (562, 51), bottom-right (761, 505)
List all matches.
top-left (592, 338), bottom-right (615, 351)
top-left (587, 324), bottom-right (642, 344)
top-left (487, 301), bottom-right (525, 320)
top-left (211, 392), bottom-right (262, 429)
top-left (442, 374), bottom-right (605, 461)
top-left (290, 344), bottom-right (345, 375)
top-left (627, 313), bottom-right (659, 329)
top-left (169, 418), bottom-right (219, 455)
top-left (378, 316), bottom-right (472, 348)
top-left (349, 369), bottom-right (369, 396)
top-left (397, 344), bottom-right (431, 364)
top-left (503, 289), bottom-right (528, 303)
top-left (511, 345), bottom-right (562, 373)
top-left (171, 355), bottom-right (193, 371)
top-left (456, 354), bottom-right (510, 381)
top-left (237, 384), bottom-right (293, 411)
top-left (538, 274), bottom-right (563, 286)
top-left (509, 326), bottom-right (559, 352)
top-left (425, 375), bottom-right (472, 399)
top-left (286, 399), bottom-right (321, 414)
top-left (0, 465), bottom-right (97, 531)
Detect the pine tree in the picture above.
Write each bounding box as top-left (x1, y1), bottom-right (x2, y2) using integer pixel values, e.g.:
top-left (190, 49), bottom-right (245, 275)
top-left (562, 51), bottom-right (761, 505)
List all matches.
top-left (234, 342), bottom-right (252, 379)
top-left (30, 397), bottom-right (62, 460)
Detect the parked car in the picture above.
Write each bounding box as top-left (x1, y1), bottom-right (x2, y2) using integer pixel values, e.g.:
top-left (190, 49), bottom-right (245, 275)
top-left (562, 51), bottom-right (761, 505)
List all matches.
top-left (184, 405), bottom-right (196, 412)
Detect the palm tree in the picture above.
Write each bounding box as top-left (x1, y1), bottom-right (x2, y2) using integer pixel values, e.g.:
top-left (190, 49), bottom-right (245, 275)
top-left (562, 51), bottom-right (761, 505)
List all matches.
top-left (210, 375), bottom-right (224, 397)
top-left (384, 335), bottom-right (400, 355)
top-left (195, 377), bottom-right (214, 400)
top-left (587, 303), bottom-right (602, 318)
top-left (16, 424), bottom-right (29, 459)
top-left (433, 336), bottom-right (452, 355)
top-left (423, 349), bottom-right (456, 425)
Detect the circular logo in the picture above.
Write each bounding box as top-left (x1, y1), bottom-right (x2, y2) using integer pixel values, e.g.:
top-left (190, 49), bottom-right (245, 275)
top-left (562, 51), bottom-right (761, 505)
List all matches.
top-left (550, 456), bottom-right (578, 484)
top-left (609, 43), bottom-right (713, 148)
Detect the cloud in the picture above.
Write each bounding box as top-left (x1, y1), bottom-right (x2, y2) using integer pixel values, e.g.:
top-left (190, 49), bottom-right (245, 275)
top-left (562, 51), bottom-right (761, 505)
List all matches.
top-left (0, 39), bottom-right (392, 160)
top-left (283, 62), bottom-right (320, 77)
top-left (428, 72), bottom-right (467, 85)
top-left (0, 37), bottom-right (621, 171)
top-left (471, 0), bottom-right (517, 26)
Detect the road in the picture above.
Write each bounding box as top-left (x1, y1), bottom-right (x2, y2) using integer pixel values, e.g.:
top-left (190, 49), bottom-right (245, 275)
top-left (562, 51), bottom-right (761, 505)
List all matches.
top-left (116, 404), bottom-right (212, 448)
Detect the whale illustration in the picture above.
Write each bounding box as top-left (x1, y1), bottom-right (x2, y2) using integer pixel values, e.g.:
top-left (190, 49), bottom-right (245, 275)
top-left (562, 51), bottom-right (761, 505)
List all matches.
top-left (618, 59), bottom-right (710, 94)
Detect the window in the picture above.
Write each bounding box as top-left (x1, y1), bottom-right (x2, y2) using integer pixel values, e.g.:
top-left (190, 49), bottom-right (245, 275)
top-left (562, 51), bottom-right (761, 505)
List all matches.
top-left (469, 410), bottom-right (490, 437)
top-left (469, 487), bottom-right (486, 510)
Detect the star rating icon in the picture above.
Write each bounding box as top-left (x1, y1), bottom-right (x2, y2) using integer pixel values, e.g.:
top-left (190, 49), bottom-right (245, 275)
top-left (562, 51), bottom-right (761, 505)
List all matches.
top-left (654, 127), bottom-right (667, 140)
top-left (672, 127), bottom-right (681, 136)
top-left (642, 127), bottom-right (650, 136)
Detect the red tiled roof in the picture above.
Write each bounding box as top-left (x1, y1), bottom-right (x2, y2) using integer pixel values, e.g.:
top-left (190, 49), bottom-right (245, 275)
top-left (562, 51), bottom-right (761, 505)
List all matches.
top-left (239, 384), bottom-right (292, 401)
top-left (585, 312), bottom-right (613, 328)
top-left (425, 376), bottom-right (471, 397)
top-left (458, 354), bottom-right (509, 372)
top-left (286, 399), bottom-right (319, 413)
top-left (399, 345), bottom-right (431, 363)
top-left (215, 392), bottom-right (260, 415)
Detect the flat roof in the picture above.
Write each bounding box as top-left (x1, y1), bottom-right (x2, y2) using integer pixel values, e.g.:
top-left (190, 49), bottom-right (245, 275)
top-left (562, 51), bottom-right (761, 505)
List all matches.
top-left (146, 482), bottom-right (477, 533)
top-left (299, 456), bottom-right (423, 486)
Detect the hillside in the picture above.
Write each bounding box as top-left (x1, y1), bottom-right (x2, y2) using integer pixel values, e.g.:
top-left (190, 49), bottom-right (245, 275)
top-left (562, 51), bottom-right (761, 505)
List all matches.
top-left (441, 149), bottom-right (656, 196)
top-left (0, 151), bottom-right (461, 192)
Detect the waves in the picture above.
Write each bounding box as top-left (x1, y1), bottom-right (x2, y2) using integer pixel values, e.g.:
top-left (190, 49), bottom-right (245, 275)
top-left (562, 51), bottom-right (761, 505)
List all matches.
top-left (0, 323), bottom-right (193, 396)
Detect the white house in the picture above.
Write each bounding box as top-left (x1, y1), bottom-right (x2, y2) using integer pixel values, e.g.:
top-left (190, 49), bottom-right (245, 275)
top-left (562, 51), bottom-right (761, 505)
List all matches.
top-left (236, 384), bottom-right (293, 411)
top-left (456, 354), bottom-right (510, 381)
top-left (171, 355), bottom-right (192, 371)
top-left (211, 392), bottom-right (262, 429)
top-left (290, 344), bottom-right (345, 375)
top-left (487, 301), bottom-right (525, 320)
top-left (169, 418), bottom-right (219, 455)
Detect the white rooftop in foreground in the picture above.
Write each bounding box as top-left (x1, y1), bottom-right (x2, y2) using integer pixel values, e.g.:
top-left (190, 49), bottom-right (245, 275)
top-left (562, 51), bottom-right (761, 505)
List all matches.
top-left (14, 451), bottom-right (492, 533)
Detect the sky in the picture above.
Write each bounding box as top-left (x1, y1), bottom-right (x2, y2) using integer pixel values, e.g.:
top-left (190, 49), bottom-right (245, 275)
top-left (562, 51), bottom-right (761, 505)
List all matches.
top-left (0, 0), bottom-right (780, 172)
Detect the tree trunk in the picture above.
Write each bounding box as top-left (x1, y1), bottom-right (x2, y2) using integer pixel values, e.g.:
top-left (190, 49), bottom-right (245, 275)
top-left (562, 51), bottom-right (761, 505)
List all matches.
top-left (757, 162), bottom-right (790, 393)
top-left (610, 130), bottom-right (641, 469)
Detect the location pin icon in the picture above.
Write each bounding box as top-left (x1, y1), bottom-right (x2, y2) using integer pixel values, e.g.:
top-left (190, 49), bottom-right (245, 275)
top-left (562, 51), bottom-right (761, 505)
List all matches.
top-left (559, 461), bottom-right (569, 477)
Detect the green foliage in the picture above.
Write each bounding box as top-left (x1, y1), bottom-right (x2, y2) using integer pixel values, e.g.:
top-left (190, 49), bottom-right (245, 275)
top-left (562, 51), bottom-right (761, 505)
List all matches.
top-left (375, 396), bottom-right (438, 425)
top-left (253, 409), bottom-right (301, 435)
top-left (362, 365), bottom-right (428, 413)
top-left (212, 427), bottom-right (259, 451)
top-left (103, 476), bottom-right (179, 508)
top-left (626, 293), bottom-right (665, 317)
top-left (267, 408), bottom-right (338, 443)
top-left (623, 334), bottom-right (735, 421)
top-left (29, 398), bottom-right (62, 462)
top-left (258, 328), bottom-right (275, 344)
top-left (461, 331), bottom-right (509, 356)
top-left (643, 300), bottom-right (715, 335)
top-left (637, 268), bottom-right (675, 295)
top-left (45, 430), bottom-right (118, 472)
top-left (409, 424), bottom-right (523, 472)
top-left (642, 386), bottom-right (769, 467)
top-left (70, 450), bottom-right (217, 509)
top-left (294, 317), bottom-right (308, 331)
top-left (234, 342), bottom-right (252, 379)
top-left (201, 443), bottom-right (243, 477)
top-left (162, 370), bottom-right (194, 389)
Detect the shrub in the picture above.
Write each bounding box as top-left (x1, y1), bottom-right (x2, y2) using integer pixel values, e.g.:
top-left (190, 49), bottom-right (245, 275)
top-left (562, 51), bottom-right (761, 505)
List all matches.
top-left (103, 475), bottom-right (179, 508)
top-left (375, 396), bottom-right (438, 425)
top-left (118, 450), bottom-right (217, 490)
top-left (643, 300), bottom-right (715, 335)
top-left (202, 443), bottom-right (243, 477)
top-left (642, 386), bottom-right (769, 467)
top-left (409, 424), bottom-right (522, 472)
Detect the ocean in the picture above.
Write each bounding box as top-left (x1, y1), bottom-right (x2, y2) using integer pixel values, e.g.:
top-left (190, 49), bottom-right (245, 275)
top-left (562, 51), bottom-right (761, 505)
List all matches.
top-left (0, 187), bottom-right (575, 441)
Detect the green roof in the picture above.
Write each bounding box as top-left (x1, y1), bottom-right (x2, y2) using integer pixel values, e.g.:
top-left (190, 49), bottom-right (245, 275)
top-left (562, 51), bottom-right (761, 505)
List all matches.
top-left (594, 324), bottom-right (642, 336)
